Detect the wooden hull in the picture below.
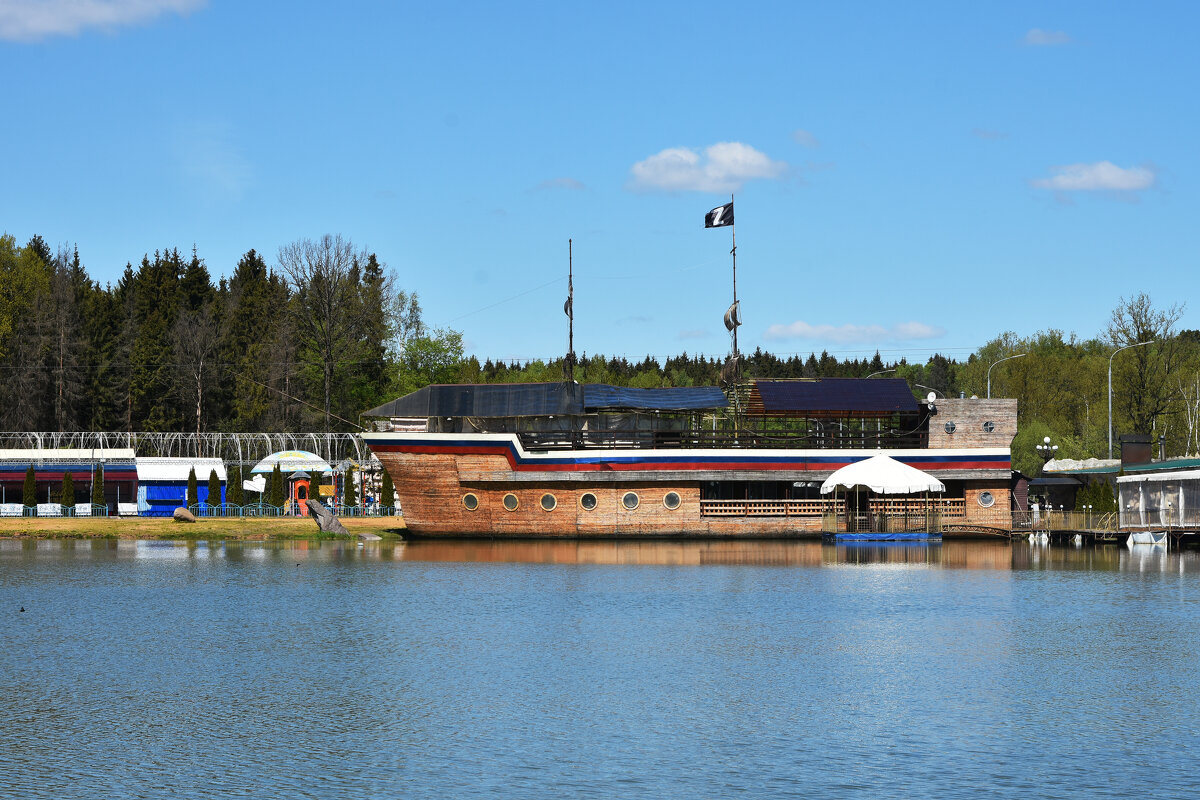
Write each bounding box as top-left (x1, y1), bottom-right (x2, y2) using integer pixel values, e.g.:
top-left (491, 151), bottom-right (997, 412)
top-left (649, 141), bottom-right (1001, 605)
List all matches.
top-left (365, 432), bottom-right (1013, 538)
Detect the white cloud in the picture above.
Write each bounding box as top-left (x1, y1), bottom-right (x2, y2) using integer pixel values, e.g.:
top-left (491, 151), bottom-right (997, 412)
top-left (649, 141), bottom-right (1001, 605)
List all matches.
top-left (763, 320), bottom-right (945, 344)
top-left (1032, 161), bottom-right (1156, 192)
top-left (0, 0), bottom-right (204, 41)
top-left (628, 142), bottom-right (787, 193)
top-left (791, 129), bottom-right (819, 148)
top-left (1024, 28), bottom-right (1071, 46)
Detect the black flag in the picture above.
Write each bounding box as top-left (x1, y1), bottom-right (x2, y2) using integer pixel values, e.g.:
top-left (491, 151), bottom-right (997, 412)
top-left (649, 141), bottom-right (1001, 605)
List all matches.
top-left (705, 201), bottom-right (734, 228)
top-left (564, 296), bottom-right (573, 319)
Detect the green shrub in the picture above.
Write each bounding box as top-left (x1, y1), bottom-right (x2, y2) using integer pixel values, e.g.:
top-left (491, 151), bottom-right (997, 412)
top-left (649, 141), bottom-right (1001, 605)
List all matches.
top-left (380, 468), bottom-right (395, 513)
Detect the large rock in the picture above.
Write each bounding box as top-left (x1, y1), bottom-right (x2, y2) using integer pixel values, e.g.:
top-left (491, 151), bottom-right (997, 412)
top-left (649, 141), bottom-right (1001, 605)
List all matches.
top-left (173, 507), bottom-right (197, 523)
top-left (305, 499), bottom-right (349, 536)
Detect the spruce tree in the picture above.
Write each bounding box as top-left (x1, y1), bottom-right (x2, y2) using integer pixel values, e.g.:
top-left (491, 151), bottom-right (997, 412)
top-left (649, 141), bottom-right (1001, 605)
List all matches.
top-left (227, 464), bottom-right (243, 507)
top-left (342, 468), bottom-right (356, 508)
top-left (270, 463), bottom-right (285, 508)
top-left (380, 468), bottom-right (395, 514)
top-left (59, 473), bottom-right (74, 508)
top-left (22, 465), bottom-right (36, 511)
top-left (186, 467), bottom-right (198, 508)
top-left (91, 463), bottom-right (105, 508)
top-left (207, 469), bottom-right (221, 507)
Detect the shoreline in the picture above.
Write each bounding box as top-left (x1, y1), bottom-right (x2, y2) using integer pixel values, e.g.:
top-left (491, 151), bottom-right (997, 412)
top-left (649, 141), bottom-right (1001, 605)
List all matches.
top-left (0, 516), bottom-right (407, 540)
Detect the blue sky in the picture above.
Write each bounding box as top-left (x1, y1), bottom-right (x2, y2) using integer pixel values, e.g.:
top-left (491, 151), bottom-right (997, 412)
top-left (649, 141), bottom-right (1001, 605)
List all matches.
top-left (2, 1), bottom-right (1197, 365)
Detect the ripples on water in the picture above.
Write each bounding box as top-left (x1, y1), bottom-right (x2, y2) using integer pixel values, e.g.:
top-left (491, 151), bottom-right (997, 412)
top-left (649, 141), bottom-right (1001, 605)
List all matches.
top-left (2, 538), bottom-right (1199, 799)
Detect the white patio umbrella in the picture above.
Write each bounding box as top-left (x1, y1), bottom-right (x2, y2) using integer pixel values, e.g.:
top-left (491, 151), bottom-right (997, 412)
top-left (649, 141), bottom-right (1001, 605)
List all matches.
top-left (820, 454), bottom-right (945, 495)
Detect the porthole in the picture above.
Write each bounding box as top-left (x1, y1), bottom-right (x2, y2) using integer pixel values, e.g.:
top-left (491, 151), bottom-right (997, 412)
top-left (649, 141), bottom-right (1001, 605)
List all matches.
top-left (540, 493), bottom-right (557, 512)
top-left (663, 491), bottom-right (681, 510)
top-left (978, 491), bottom-right (995, 508)
top-left (579, 492), bottom-right (598, 511)
top-left (622, 491), bottom-right (640, 510)
top-left (462, 493), bottom-right (479, 511)
top-left (944, 422), bottom-right (956, 434)
top-left (502, 493), bottom-right (519, 512)
top-left (982, 421), bottom-right (996, 433)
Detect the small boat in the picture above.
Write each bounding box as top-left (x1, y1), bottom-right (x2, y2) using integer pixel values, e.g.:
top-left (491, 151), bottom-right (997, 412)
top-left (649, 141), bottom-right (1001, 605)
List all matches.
top-left (826, 532), bottom-right (941, 542)
top-left (1126, 531), bottom-right (1168, 547)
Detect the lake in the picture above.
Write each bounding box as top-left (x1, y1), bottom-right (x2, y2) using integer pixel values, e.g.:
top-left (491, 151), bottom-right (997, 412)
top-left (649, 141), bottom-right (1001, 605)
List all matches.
top-left (2, 538), bottom-right (1198, 799)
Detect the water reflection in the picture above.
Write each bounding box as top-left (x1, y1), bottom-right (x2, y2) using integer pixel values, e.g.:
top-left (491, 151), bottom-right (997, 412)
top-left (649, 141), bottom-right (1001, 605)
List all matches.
top-left (6, 537), bottom-right (1200, 573)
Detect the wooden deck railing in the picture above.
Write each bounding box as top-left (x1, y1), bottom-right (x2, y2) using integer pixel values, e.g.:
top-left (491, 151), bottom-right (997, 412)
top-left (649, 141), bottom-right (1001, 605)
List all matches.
top-left (699, 499), bottom-right (844, 517)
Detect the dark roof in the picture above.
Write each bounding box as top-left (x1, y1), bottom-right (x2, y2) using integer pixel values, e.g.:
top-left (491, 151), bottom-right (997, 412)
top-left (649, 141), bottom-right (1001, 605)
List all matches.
top-left (583, 385), bottom-right (727, 412)
top-left (1029, 475), bottom-right (1083, 486)
top-left (1123, 457), bottom-right (1200, 473)
top-left (364, 383), bottom-right (582, 419)
top-left (363, 383), bottom-right (727, 419)
top-left (748, 378), bottom-right (920, 418)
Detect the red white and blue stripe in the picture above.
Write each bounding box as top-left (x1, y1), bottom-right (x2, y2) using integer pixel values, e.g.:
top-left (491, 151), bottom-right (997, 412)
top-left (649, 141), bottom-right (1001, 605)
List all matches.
top-left (364, 432), bottom-right (1010, 474)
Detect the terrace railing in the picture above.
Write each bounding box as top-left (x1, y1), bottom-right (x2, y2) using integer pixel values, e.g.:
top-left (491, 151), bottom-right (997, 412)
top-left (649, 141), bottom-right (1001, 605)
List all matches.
top-left (518, 428), bottom-right (929, 452)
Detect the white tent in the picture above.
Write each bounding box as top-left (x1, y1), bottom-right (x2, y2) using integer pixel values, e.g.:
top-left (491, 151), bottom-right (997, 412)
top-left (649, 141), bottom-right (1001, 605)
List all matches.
top-left (250, 450), bottom-right (332, 475)
top-left (820, 454), bottom-right (945, 495)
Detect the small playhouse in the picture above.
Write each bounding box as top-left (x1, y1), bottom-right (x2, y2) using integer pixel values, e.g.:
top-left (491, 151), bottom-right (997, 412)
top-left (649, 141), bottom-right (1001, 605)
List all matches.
top-left (248, 450), bottom-right (333, 515)
top-left (136, 458), bottom-right (226, 517)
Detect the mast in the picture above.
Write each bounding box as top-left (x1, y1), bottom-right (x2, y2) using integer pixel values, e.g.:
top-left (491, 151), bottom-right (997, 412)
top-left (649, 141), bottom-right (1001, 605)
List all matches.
top-left (730, 193), bottom-right (738, 360)
top-left (563, 238), bottom-right (576, 383)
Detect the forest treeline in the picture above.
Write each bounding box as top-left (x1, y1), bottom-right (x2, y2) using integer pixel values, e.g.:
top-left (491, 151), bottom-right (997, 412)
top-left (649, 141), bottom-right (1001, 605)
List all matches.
top-left (3, 232), bottom-right (1199, 475)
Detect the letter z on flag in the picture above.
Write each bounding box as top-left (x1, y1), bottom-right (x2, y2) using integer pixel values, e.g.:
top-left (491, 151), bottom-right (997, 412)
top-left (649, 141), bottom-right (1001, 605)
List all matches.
top-left (705, 202), bottom-right (734, 228)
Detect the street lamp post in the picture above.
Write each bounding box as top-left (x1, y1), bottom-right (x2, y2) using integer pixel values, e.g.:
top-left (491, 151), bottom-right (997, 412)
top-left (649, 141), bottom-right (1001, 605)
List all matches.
top-left (1108, 340), bottom-right (1156, 459)
top-left (866, 369), bottom-right (896, 379)
top-left (987, 353), bottom-right (1027, 399)
top-left (1036, 435), bottom-right (1058, 462)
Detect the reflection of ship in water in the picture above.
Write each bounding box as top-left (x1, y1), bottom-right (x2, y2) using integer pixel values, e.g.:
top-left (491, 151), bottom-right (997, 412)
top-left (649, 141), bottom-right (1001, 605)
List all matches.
top-left (365, 539), bottom-right (1028, 569)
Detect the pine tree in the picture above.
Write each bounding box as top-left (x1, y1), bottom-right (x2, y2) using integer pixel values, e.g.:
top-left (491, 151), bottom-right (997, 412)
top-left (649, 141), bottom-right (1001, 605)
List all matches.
top-left (22, 465), bottom-right (36, 511)
top-left (342, 468), bottom-right (356, 508)
top-left (380, 468), bottom-right (395, 514)
top-left (207, 469), bottom-right (221, 507)
top-left (91, 462), bottom-right (105, 508)
top-left (186, 467), bottom-right (198, 508)
top-left (227, 464), bottom-right (243, 506)
top-left (59, 472), bottom-right (74, 508)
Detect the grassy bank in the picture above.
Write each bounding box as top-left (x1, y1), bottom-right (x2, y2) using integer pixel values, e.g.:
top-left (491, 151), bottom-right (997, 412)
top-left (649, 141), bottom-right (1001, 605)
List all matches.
top-left (0, 515), bottom-right (406, 540)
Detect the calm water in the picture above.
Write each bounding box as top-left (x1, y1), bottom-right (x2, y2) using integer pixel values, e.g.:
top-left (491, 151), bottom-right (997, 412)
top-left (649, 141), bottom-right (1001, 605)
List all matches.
top-left (2, 538), bottom-right (1199, 799)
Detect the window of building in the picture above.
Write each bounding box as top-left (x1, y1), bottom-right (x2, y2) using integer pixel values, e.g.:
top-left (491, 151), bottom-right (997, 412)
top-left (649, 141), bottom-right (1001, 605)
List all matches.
top-left (579, 492), bottom-right (597, 510)
top-left (982, 421), bottom-right (996, 433)
top-left (944, 422), bottom-right (956, 434)
top-left (663, 491), bottom-right (681, 510)
top-left (622, 491), bottom-right (640, 510)
top-left (540, 493), bottom-right (557, 512)
top-left (978, 491), bottom-right (995, 508)
top-left (502, 493), bottom-right (519, 511)
top-left (462, 493), bottom-right (479, 511)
